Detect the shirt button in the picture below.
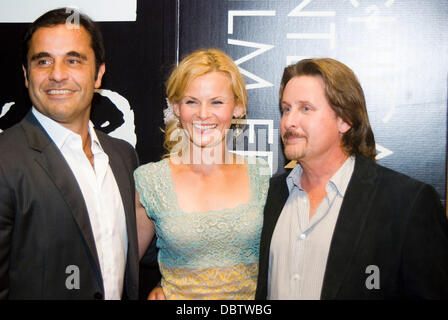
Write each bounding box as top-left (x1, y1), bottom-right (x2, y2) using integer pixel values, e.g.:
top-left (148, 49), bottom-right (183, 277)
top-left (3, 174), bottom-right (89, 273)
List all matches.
top-left (292, 274), bottom-right (301, 281)
top-left (299, 233), bottom-right (306, 240)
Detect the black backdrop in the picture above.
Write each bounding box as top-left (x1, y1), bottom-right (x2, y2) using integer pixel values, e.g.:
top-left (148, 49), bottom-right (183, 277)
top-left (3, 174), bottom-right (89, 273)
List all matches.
top-left (1, 1), bottom-right (446, 203)
top-left (177, 0), bottom-right (447, 207)
top-left (0, 0), bottom-right (447, 299)
top-left (0, 0), bottom-right (177, 164)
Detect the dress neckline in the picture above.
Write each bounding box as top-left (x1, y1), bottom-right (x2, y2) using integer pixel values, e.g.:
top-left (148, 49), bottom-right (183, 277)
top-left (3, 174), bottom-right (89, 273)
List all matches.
top-left (161, 157), bottom-right (257, 214)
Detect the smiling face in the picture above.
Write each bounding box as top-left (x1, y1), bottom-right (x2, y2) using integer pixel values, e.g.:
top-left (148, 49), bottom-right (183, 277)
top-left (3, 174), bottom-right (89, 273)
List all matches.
top-left (173, 71), bottom-right (244, 149)
top-left (280, 75), bottom-right (351, 163)
top-left (23, 24), bottom-right (105, 133)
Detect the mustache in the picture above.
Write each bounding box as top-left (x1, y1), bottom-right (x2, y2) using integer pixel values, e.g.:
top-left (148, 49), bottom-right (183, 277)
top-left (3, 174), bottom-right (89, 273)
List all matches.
top-left (283, 130), bottom-right (306, 140)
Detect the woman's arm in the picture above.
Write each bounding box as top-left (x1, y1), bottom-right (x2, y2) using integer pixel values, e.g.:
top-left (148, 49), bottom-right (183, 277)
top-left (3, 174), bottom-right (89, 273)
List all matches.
top-left (135, 191), bottom-right (155, 260)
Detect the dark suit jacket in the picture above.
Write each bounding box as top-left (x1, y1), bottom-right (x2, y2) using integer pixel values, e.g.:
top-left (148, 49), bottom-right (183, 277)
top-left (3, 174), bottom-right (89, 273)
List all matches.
top-left (0, 112), bottom-right (139, 299)
top-left (256, 155), bottom-right (448, 299)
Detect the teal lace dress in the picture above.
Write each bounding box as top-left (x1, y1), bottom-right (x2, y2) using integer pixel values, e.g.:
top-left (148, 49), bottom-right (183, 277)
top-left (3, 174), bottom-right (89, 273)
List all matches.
top-left (134, 157), bottom-right (269, 299)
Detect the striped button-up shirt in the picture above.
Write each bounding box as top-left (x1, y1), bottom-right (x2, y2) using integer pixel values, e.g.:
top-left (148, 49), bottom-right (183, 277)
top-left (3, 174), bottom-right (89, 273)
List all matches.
top-left (268, 156), bottom-right (355, 299)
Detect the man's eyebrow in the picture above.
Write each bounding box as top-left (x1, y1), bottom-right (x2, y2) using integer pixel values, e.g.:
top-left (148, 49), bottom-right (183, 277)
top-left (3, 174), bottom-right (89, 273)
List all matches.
top-left (30, 51), bottom-right (88, 62)
top-left (30, 52), bottom-right (52, 61)
top-left (281, 99), bottom-right (313, 106)
top-left (66, 51), bottom-right (87, 60)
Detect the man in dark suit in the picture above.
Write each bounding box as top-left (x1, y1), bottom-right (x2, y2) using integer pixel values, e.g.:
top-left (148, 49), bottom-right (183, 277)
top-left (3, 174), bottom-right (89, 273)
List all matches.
top-left (256, 58), bottom-right (448, 299)
top-left (0, 8), bottom-right (139, 299)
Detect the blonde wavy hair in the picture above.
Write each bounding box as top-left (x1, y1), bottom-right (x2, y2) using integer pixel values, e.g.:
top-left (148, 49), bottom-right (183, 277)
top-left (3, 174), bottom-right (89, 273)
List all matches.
top-left (163, 48), bottom-right (247, 157)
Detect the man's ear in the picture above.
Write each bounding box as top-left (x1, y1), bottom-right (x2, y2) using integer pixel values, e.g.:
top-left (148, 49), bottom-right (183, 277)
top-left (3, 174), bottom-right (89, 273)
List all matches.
top-left (337, 117), bottom-right (351, 134)
top-left (94, 63), bottom-right (106, 89)
top-left (22, 65), bottom-right (29, 88)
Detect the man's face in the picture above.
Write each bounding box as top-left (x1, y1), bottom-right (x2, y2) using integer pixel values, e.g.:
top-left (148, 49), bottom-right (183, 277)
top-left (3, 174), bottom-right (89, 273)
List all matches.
top-left (23, 24), bottom-right (105, 132)
top-left (280, 75), bottom-right (350, 163)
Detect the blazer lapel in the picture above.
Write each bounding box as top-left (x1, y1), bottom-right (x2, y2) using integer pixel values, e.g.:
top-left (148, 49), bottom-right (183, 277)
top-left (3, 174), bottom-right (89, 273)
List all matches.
top-left (21, 112), bottom-right (103, 286)
top-left (257, 172), bottom-right (290, 299)
top-left (321, 155), bottom-right (379, 299)
top-left (264, 173), bottom-right (290, 240)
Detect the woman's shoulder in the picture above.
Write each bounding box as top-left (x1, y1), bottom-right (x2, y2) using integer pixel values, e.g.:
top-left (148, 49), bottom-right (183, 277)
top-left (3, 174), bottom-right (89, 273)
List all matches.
top-left (134, 158), bottom-right (170, 195)
top-left (134, 158), bottom-right (173, 216)
top-left (244, 156), bottom-right (270, 201)
top-left (245, 156), bottom-right (270, 177)
top-left (134, 158), bottom-right (169, 177)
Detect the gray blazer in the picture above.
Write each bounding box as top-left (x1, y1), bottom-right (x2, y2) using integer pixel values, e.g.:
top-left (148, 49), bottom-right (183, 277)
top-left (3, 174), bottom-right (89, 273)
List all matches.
top-left (0, 111), bottom-right (139, 299)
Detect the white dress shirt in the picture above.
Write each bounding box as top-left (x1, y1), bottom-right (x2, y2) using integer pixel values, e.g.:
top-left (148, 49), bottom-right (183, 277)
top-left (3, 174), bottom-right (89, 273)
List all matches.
top-left (268, 156), bottom-right (355, 300)
top-left (32, 107), bottom-right (128, 300)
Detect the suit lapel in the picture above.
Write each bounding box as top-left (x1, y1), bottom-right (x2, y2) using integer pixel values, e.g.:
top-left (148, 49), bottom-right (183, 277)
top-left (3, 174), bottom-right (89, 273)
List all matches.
top-left (321, 155), bottom-right (379, 299)
top-left (264, 173), bottom-right (290, 241)
top-left (257, 172), bottom-right (289, 298)
top-left (21, 112), bottom-right (103, 287)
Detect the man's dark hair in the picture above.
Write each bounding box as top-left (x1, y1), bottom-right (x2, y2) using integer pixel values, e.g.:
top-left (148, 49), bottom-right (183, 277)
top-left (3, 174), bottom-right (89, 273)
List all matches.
top-left (21, 7), bottom-right (105, 77)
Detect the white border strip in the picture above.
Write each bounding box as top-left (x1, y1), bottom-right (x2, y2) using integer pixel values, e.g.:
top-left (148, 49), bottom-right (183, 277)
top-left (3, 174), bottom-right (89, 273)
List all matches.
top-left (0, 0), bottom-right (137, 22)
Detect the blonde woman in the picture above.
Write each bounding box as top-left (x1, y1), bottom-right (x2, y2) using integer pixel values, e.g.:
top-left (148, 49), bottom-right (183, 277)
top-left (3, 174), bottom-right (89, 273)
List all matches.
top-left (134, 48), bottom-right (269, 300)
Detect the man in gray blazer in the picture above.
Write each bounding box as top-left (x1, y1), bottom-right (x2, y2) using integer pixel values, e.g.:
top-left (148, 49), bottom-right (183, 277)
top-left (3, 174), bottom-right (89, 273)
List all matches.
top-left (256, 58), bottom-right (448, 299)
top-left (0, 8), bottom-right (139, 299)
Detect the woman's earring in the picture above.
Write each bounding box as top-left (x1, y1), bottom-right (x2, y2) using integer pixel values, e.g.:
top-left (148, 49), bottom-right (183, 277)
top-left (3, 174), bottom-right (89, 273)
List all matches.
top-left (233, 115), bottom-right (245, 145)
top-left (234, 121), bottom-right (241, 137)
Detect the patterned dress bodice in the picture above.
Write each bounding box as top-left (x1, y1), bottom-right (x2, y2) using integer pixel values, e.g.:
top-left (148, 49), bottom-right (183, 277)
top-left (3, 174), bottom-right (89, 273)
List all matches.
top-left (134, 157), bottom-right (269, 299)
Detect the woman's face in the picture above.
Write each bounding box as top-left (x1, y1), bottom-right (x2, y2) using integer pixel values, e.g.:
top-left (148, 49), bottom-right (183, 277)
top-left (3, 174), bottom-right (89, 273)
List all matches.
top-left (173, 71), bottom-right (244, 148)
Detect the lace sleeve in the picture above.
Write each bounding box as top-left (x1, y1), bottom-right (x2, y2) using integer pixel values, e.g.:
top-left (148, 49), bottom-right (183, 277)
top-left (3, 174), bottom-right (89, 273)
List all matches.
top-left (134, 164), bottom-right (157, 220)
top-left (246, 156), bottom-right (270, 205)
top-left (255, 157), bottom-right (270, 206)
